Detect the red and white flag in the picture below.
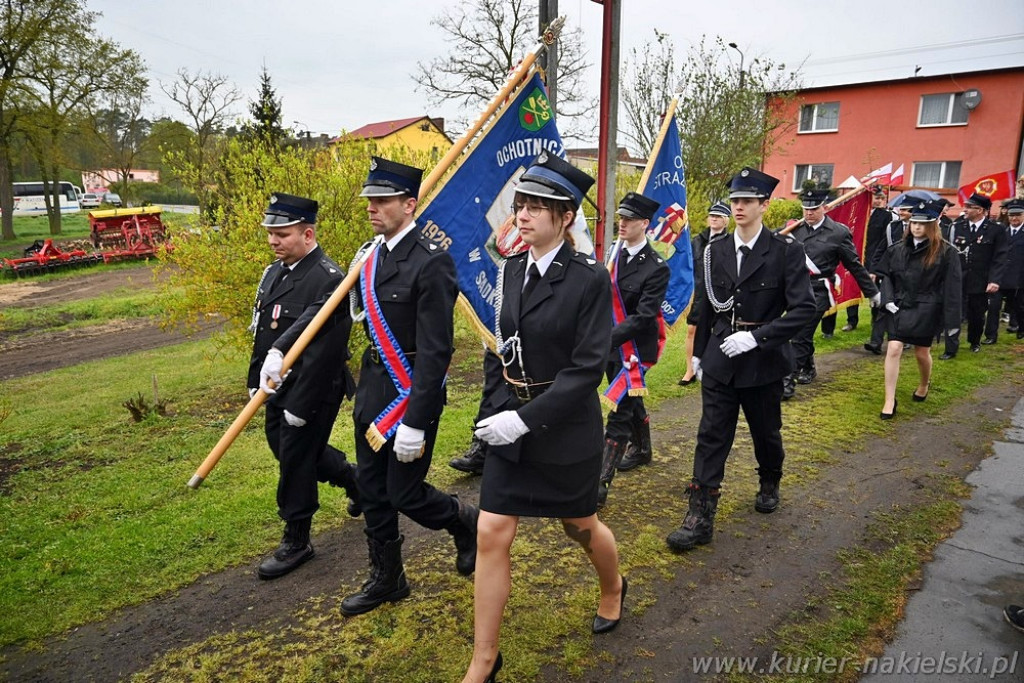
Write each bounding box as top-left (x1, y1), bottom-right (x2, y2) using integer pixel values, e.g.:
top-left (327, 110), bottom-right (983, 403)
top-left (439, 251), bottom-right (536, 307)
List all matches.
top-left (862, 163), bottom-right (892, 185)
top-left (890, 164), bottom-right (905, 186)
top-left (957, 170), bottom-right (1017, 205)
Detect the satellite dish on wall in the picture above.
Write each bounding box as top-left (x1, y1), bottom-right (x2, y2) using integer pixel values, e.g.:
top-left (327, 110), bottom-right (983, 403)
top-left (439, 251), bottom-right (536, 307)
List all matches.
top-left (963, 89), bottom-right (982, 110)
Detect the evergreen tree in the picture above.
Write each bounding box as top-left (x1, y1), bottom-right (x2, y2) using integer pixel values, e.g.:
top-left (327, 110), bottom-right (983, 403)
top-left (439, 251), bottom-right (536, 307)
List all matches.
top-left (246, 66), bottom-right (285, 146)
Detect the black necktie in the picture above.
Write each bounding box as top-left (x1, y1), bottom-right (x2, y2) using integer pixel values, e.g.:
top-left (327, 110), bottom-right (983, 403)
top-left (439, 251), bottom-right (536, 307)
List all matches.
top-left (738, 245), bottom-right (751, 275)
top-left (521, 263), bottom-right (541, 312)
top-left (378, 244), bottom-right (389, 267)
top-left (270, 266), bottom-right (289, 293)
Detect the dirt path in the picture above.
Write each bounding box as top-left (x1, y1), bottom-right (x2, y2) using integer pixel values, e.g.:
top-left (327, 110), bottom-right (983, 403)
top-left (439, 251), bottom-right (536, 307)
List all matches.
top-left (2, 347), bottom-right (1020, 682)
top-left (0, 266), bottom-right (219, 380)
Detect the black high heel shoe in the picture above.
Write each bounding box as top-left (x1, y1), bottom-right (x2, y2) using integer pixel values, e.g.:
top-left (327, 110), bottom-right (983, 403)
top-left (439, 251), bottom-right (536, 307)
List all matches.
top-left (484, 652), bottom-right (503, 683)
top-left (880, 399), bottom-right (898, 420)
top-left (912, 383), bottom-right (930, 402)
top-left (592, 575), bottom-right (627, 634)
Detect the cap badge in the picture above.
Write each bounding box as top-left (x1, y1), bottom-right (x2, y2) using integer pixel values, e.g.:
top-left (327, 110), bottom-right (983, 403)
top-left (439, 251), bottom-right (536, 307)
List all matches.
top-left (369, 159), bottom-right (378, 171)
top-left (537, 150), bottom-right (549, 164)
top-left (741, 169), bottom-right (750, 177)
top-left (270, 195), bottom-right (278, 204)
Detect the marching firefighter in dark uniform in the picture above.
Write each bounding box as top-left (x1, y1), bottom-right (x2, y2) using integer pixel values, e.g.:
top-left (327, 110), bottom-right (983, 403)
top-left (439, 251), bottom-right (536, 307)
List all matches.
top-left (998, 198), bottom-right (1024, 337)
top-left (597, 191), bottom-right (670, 507)
top-left (862, 188), bottom-right (898, 354)
top-left (957, 193), bottom-right (1009, 349)
top-left (265, 158), bottom-right (478, 616)
top-left (784, 188), bottom-right (879, 399)
top-left (666, 168), bottom-right (816, 552)
top-left (249, 192), bottom-right (360, 580)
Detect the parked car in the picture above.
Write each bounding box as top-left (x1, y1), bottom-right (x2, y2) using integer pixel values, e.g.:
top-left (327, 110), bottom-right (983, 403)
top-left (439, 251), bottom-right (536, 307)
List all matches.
top-left (103, 192), bottom-right (123, 207)
top-left (80, 192), bottom-right (101, 209)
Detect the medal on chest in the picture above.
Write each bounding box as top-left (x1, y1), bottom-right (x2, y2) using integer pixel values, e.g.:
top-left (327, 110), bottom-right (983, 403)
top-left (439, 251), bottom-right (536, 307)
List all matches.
top-left (270, 304), bottom-right (281, 329)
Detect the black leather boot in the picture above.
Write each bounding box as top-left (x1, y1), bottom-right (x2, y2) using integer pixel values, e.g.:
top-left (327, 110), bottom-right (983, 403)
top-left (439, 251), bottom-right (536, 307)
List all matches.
top-left (755, 478), bottom-right (781, 513)
top-left (795, 363), bottom-right (816, 385)
top-left (448, 436), bottom-right (487, 475)
top-left (666, 483), bottom-right (720, 551)
top-left (328, 459), bottom-right (362, 517)
top-left (447, 496), bottom-right (479, 576)
top-left (618, 417), bottom-right (652, 471)
top-left (597, 439), bottom-right (628, 508)
top-left (340, 534), bottom-right (411, 616)
top-left (257, 518), bottom-right (314, 580)
top-left (782, 374), bottom-right (796, 400)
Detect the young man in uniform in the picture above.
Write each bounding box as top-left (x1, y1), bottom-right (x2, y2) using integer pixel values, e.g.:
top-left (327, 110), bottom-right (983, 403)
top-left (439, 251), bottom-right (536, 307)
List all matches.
top-left (597, 191), bottom-right (670, 507)
top-left (264, 159), bottom-right (478, 615)
top-left (783, 188), bottom-right (879, 399)
top-left (249, 192), bottom-right (360, 580)
top-left (666, 168), bottom-right (816, 552)
top-left (956, 193), bottom-right (1009, 349)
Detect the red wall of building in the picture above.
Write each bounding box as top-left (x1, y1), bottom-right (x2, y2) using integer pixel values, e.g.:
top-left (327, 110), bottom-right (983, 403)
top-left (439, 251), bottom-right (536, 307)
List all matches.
top-left (763, 68), bottom-right (1024, 203)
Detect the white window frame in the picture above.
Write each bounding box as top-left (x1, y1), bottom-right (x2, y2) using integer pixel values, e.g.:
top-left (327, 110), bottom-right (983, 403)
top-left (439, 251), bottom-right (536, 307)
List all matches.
top-left (797, 102), bottom-right (840, 133)
top-left (793, 163), bottom-right (835, 192)
top-left (917, 93), bottom-right (969, 127)
top-left (911, 161), bottom-right (962, 190)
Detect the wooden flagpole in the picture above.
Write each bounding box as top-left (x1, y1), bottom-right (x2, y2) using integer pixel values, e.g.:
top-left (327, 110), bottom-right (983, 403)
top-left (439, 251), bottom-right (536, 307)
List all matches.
top-left (636, 98), bottom-right (679, 192)
top-left (187, 18), bottom-right (567, 489)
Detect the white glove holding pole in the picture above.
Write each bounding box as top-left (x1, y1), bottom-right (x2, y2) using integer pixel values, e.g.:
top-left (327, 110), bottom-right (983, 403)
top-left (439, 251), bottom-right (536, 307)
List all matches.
top-left (284, 410), bottom-right (307, 428)
top-left (885, 302), bottom-right (899, 314)
top-left (259, 348), bottom-right (289, 394)
top-left (475, 410), bottom-right (529, 446)
top-left (394, 424), bottom-right (426, 463)
top-left (869, 292), bottom-right (882, 308)
top-left (248, 387), bottom-right (258, 399)
top-left (692, 357), bottom-right (703, 382)
top-left (720, 331), bottom-right (757, 358)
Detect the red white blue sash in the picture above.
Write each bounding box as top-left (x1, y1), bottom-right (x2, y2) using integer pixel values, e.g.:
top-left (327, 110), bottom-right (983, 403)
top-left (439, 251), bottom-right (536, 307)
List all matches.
top-left (602, 241), bottom-right (663, 410)
top-left (360, 246), bottom-right (414, 451)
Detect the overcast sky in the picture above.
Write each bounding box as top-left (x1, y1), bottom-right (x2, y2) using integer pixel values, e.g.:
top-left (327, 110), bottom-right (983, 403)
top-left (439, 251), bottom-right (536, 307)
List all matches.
top-left (89, 0), bottom-right (1023, 145)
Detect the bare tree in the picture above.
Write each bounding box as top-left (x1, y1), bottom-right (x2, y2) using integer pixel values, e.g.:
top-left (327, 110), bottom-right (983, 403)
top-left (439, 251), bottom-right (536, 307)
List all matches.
top-left (160, 69), bottom-right (242, 213)
top-left (622, 33), bottom-right (802, 225)
top-left (412, 0), bottom-right (591, 138)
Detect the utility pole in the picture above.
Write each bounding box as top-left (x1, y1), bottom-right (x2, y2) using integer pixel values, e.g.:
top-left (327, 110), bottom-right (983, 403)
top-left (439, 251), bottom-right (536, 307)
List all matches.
top-left (593, 0), bottom-right (620, 257)
top-left (538, 0), bottom-right (558, 118)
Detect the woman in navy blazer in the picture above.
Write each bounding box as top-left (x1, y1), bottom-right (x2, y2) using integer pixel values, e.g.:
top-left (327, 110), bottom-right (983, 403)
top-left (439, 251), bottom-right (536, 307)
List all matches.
top-left (461, 152), bottom-right (624, 683)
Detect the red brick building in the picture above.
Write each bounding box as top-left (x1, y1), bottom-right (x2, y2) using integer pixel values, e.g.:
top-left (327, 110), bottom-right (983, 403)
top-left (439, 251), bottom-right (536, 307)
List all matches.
top-left (762, 66), bottom-right (1024, 205)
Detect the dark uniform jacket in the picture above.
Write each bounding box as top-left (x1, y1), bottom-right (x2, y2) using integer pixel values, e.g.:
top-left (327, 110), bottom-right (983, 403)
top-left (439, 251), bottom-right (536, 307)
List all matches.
top-left (687, 228), bottom-right (729, 325)
top-left (788, 215), bottom-right (878, 299)
top-left (870, 219), bottom-right (908, 271)
top-left (607, 240), bottom-right (670, 365)
top-left (695, 228), bottom-right (816, 388)
top-left (247, 245), bottom-right (353, 421)
top-left (865, 207), bottom-right (896, 271)
top-left (276, 230), bottom-right (457, 431)
top-left (877, 237), bottom-right (962, 340)
top-left (1000, 225), bottom-right (1024, 290)
top-left (952, 217), bottom-right (1009, 294)
top-left (488, 242), bottom-right (612, 466)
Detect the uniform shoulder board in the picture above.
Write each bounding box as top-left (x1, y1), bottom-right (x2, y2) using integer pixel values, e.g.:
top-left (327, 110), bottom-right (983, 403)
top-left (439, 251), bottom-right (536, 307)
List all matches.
top-left (772, 231), bottom-right (795, 244)
top-left (317, 256), bottom-right (341, 275)
top-left (415, 233), bottom-right (446, 254)
top-left (572, 251), bottom-right (600, 268)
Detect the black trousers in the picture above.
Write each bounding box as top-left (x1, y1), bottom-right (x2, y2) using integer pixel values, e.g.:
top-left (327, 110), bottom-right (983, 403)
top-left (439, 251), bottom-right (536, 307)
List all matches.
top-left (265, 398), bottom-right (346, 522)
top-left (965, 292), bottom-right (991, 345)
top-left (791, 285), bottom-right (830, 371)
top-left (604, 363), bottom-right (647, 443)
top-left (819, 305), bottom-right (858, 335)
top-left (691, 373), bottom-right (786, 489)
top-left (985, 289), bottom-right (1020, 338)
top-left (355, 418), bottom-right (458, 543)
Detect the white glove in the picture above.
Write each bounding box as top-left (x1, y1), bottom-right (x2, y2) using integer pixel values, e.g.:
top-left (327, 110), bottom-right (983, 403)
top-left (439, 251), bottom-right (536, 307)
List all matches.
top-left (283, 410), bottom-right (306, 427)
top-left (475, 410), bottom-right (529, 446)
top-left (394, 423), bottom-right (426, 463)
top-left (885, 302), bottom-right (899, 314)
top-left (259, 348), bottom-right (288, 394)
top-left (946, 328), bottom-right (960, 337)
top-left (720, 331), bottom-right (757, 358)
top-left (869, 292), bottom-right (882, 308)
top-left (692, 357), bottom-right (703, 382)
top-left (248, 387), bottom-right (258, 399)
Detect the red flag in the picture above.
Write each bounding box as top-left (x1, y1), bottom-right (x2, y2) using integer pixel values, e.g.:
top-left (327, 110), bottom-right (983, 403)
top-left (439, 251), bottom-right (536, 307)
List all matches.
top-left (890, 164), bottom-right (905, 186)
top-left (824, 190), bottom-right (873, 314)
top-left (957, 170), bottom-right (1016, 205)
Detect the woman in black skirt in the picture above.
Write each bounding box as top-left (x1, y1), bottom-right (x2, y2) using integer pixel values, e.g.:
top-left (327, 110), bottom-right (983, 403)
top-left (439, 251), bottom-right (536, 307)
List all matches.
top-left (876, 199), bottom-right (962, 419)
top-left (460, 152), bottom-right (624, 683)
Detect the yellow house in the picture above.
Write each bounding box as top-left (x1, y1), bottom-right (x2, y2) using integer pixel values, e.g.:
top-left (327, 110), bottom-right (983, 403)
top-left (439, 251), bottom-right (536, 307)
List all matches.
top-left (331, 116), bottom-right (453, 162)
